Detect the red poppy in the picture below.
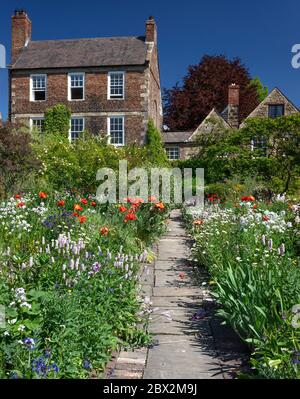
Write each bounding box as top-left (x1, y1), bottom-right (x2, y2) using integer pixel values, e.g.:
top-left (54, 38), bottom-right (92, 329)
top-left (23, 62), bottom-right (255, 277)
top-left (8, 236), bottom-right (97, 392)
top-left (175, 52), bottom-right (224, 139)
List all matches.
top-left (14, 194), bottom-right (21, 200)
top-left (80, 198), bottom-right (88, 205)
top-left (57, 200), bottom-right (65, 207)
top-left (39, 192), bottom-right (47, 199)
top-left (100, 226), bottom-right (109, 236)
top-left (72, 212), bottom-right (79, 218)
top-left (179, 272), bottom-right (185, 280)
top-left (78, 216), bottom-right (87, 224)
top-left (90, 201), bottom-right (97, 207)
top-left (124, 213), bottom-right (138, 222)
top-left (241, 195), bottom-right (255, 202)
top-left (17, 202), bottom-right (25, 208)
top-left (119, 205), bottom-right (127, 213)
top-left (253, 204), bottom-right (258, 210)
top-left (73, 204), bottom-right (83, 212)
top-left (262, 215), bottom-right (270, 222)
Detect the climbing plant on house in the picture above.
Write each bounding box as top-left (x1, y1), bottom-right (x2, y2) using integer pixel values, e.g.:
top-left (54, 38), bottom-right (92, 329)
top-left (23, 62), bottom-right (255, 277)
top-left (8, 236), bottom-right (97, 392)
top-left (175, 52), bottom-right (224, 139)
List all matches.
top-left (44, 104), bottom-right (71, 137)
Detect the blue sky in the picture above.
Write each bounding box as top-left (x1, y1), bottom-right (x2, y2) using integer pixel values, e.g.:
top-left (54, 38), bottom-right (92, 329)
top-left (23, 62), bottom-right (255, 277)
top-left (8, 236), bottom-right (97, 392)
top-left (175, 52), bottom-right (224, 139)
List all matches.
top-left (0, 0), bottom-right (299, 120)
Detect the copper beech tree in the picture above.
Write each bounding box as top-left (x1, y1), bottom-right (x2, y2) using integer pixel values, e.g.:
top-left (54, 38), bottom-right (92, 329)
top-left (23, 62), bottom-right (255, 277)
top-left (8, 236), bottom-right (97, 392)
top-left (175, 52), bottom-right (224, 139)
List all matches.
top-left (163, 55), bottom-right (260, 131)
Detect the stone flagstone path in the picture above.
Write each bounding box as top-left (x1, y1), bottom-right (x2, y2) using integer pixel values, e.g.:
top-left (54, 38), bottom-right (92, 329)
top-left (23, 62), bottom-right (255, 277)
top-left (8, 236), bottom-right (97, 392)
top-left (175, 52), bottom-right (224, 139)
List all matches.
top-left (107, 209), bottom-right (248, 379)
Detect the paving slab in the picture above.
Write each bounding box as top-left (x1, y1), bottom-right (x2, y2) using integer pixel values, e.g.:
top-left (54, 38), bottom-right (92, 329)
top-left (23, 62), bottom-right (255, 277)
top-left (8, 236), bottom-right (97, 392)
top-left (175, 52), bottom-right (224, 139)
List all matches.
top-left (155, 269), bottom-right (196, 288)
top-left (144, 334), bottom-right (222, 378)
top-left (149, 312), bottom-right (212, 336)
top-left (155, 260), bottom-right (193, 271)
top-left (153, 287), bottom-right (203, 297)
top-left (152, 295), bottom-right (202, 308)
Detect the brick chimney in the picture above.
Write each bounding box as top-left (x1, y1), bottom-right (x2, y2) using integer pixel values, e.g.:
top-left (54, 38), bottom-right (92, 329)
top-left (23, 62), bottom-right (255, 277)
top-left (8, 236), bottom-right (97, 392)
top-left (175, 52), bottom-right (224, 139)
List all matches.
top-left (11, 10), bottom-right (32, 64)
top-left (145, 16), bottom-right (157, 44)
top-left (228, 83), bottom-right (240, 129)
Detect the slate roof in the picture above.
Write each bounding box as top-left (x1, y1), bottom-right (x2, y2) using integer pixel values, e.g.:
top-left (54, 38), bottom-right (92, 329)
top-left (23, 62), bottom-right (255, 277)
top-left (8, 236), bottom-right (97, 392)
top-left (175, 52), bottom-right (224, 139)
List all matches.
top-left (162, 131), bottom-right (193, 143)
top-left (12, 36), bottom-right (148, 69)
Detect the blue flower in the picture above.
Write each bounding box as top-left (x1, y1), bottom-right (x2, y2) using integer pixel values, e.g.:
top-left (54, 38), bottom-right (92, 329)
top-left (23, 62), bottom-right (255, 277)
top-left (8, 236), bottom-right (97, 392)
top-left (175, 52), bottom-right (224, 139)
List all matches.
top-left (83, 359), bottom-right (91, 370)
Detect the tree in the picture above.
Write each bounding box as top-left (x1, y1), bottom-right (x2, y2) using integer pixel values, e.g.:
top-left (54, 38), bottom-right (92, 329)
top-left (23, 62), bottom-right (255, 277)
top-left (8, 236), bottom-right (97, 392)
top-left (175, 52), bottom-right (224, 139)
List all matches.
top-left (250, 77), bottom-right (269, 102)
top-left (164, 55), bottom-right (259, 131)
top-left (195, 114), bottom-right (300, 195)
top-left (146, 119), bottom-right (169, 165)
top-left (44, 104), bottom-right (71, 137)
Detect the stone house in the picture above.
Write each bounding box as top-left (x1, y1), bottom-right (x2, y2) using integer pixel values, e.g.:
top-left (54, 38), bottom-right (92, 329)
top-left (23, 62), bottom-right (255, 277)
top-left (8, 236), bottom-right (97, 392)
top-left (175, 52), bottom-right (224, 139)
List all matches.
top-left (9, 10), bottom-right (162, 144)
top-left (163, 84), bottom-right (299, 160)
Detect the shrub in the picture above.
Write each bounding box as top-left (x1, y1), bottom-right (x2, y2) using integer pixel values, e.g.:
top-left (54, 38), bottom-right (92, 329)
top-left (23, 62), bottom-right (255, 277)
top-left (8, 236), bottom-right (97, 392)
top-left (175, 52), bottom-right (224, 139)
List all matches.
top-left (0, 124), bottom-right (41, 197)
top-left (145, 119), bottom-right (169, 166)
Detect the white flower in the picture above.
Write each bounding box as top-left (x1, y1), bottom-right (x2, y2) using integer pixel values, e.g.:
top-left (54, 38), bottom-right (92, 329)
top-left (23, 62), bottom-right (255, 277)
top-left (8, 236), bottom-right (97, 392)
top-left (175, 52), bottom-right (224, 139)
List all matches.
top-left (18, 325), bottom-right (25, 332)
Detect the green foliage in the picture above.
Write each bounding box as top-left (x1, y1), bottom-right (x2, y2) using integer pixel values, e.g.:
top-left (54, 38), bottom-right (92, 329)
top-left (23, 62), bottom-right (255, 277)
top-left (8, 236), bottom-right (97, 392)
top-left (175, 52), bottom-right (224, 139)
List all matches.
top-left (146, 119), bottom-right (169, 166)
top-left (193, 114), bottom-right (300, 196)
top-left (33, 133), bottom-right (150, 194)
top-left (44, 104), bottom-right (71, 137)
top-left (185, 200), bottom-right (300, 379)
top-left (0, 192), bottom-right (169, 378)
top-left (250, 77), bottom-right (269, 102)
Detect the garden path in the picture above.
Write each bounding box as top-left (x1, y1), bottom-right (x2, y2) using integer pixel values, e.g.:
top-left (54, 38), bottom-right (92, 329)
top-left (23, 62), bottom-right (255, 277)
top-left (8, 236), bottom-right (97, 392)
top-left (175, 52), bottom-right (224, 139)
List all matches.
top-left (107, 209), bottom-right (248, 379)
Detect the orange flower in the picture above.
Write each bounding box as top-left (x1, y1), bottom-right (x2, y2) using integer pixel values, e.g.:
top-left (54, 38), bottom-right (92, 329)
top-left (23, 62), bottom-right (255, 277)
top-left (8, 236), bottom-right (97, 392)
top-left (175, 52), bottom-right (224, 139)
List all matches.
top-left (119, 205), bottom-right (127, 213)
top-left (193, 219), bottom-right (204, 226)
top-left (17, 202), bottom-right (25, 208)
top-left (57, 200), bottom-right (65, 207)
top-left (80, 198), bottom-right (88, 205)
top-left (78, 216), bottom-right (87, 224)
top-left (39, 192), bottom-right (47, 199)
top-left (90, 201), bottom-right (97, 207)
top-left (73, 204), bottom-right (83, 212)
top-left (100, 226), bottom-right (109, 236)
top-left (14, 194), bottom-right (21, 200)
top-left (154, 202), bottom-right (165, 210)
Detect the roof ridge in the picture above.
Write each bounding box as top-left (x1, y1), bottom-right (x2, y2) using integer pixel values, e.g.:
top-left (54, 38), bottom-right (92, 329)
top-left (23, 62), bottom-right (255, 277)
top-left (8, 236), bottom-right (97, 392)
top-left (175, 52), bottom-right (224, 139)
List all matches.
top-left (29, 36), bottom-right (145, 44)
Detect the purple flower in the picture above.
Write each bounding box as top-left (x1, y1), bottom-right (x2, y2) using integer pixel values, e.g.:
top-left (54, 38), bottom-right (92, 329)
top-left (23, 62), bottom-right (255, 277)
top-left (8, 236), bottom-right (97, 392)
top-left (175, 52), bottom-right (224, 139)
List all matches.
top-left (24, 338), bottom-right (36, 350)
top-left (191, 308), bottom-right (206, 321)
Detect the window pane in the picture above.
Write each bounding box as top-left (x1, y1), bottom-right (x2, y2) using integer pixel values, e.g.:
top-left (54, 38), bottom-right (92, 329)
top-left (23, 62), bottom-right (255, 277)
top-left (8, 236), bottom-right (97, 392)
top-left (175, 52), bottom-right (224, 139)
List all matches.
top-left (70, 118), bottom-right (84, 141)
top-left (32, 119), bottom-right (45, 133)
top-left (109, 72), bottom-right (124, 98)
top-left (32, 75), bottom-right (46, 101)
top-left (268, 104), bottom-right (284, 119)
top-left (109, 117), bottom-right (124, 145)
top-left (34, 91), bottom-right (46, 101)
top-left (166, 147), bottom-right (179, 160)
top-left (71, 87), bottom-right (84, 100)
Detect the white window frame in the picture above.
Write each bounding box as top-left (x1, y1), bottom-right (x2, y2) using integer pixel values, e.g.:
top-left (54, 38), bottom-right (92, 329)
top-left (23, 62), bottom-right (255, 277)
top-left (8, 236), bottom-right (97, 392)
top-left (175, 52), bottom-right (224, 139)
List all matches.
top-left (69, 117), bottom-right (85, 142)
top-left (107, 116), bottom-right (125, 146)
top-left (166, 146), bottom-right (180, 160)
top-left (68, 72), bottom-right (85, 101)
top-left (108, 71), bottom-right (125, 100)
top-left (30, 117), bottom-right (45, 133)
top-left (30, 74), bottom-right (47, 102)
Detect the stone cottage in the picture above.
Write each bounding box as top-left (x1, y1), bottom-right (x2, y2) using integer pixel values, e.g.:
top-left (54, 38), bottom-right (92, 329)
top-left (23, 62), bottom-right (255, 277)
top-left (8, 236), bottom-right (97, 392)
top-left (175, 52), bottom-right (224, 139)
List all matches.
top-left (163, 84), bottom-right (299, 160)
top-left (9, 10), bottom-right (162, 144)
